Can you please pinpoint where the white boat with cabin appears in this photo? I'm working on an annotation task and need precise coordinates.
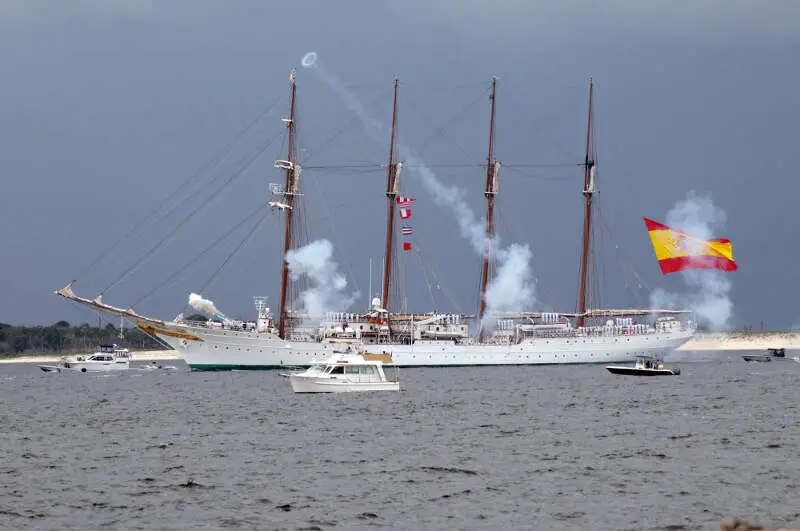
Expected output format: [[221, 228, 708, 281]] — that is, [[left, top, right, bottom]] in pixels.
[[289, 352, 400, 393], [39, 344, 133, 373]]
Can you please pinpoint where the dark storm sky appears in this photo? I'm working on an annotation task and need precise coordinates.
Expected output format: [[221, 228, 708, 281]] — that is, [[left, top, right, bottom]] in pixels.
[[1, 1, 797, 329]]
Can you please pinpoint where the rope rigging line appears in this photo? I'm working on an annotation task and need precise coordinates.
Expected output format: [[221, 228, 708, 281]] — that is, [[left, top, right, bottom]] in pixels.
[[71, 94, 285, 283], [590, 199, 604, 310], [408, 237, 465, 315], [417, 251, 438, 312], [402, 83, 492, 163], [306, 173, 362, 299], [399, 80, 494, 91], [595, 200, 653, 303], [131, 204, 269, 308], [299, 89, 393, 166], [67, 298, 174, 350], [503, 90, 581, 163], [504, 163, 583, 168], [503, 164, 583, 182], [294, 202, 316, 312], [493, 199, 554, 309], [200, 207, 271, 294], [101, 129, 284, 296], [302, 164, 383, 170]]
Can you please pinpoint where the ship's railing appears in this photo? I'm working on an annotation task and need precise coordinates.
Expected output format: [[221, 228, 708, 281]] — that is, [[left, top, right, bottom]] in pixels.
[[514, 321, 694, 339], [174, 319, 266, 334]]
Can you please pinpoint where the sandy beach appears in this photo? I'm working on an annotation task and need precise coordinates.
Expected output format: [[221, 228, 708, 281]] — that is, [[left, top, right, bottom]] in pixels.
[[2, 331, 797, 364], [678, 331, 800, 351]]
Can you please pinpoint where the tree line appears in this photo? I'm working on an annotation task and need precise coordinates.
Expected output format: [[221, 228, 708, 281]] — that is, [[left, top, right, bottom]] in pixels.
[[0, 320, 163, 357]]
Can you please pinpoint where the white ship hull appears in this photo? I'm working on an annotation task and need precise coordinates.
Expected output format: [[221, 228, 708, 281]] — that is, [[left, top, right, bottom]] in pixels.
[[149, 323, 695, 370]]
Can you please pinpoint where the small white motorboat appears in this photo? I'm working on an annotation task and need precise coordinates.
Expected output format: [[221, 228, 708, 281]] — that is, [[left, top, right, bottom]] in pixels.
[[606, 355, 680, 376], [289, 351, 400, 393], [40, 344, 133, 373]]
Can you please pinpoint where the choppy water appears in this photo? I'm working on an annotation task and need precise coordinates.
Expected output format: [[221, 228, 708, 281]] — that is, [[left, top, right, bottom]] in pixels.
[[1, 352, 798, 530]]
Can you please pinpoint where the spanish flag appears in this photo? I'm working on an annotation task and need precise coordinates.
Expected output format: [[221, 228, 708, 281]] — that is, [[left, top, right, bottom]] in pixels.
[[644, 218, 737, 274]]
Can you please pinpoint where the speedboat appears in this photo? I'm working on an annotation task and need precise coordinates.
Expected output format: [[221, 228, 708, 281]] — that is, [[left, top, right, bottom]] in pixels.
[[289, 352, 400, 393], [606, 355, 680, 376], [39, 344, 133, 373], [769, 348, 786, 358], [743, 348, 786, 363]]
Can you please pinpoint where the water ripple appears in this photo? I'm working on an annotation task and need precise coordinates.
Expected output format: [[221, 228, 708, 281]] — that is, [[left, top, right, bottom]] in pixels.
[[0, 355, 798, 529]]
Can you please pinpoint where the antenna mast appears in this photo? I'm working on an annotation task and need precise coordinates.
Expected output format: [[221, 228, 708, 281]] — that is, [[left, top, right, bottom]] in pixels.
[[381, 77, 400, 313], [277, 71, 299, 339], [478, 77, 499, 329], [577, 76, 595, 327]]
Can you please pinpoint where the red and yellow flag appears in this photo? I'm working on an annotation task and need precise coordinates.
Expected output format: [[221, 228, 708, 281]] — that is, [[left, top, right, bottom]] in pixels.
[[643, 218, 737, 274]]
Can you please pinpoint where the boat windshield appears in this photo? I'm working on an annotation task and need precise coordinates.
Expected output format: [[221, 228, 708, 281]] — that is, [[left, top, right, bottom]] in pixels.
[[305, 365, 326, 374], [639, 358, 663, 369]]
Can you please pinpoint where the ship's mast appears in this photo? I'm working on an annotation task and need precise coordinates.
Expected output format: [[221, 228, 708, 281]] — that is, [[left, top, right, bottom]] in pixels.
[[478, 77, 499, 327], [577, 77, 595, 327], [277, 71, 299, 339], [381, 77, 400, 313]]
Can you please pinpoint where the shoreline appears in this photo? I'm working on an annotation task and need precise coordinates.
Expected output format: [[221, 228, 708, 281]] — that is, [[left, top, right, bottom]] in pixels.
[[678, 331, 800, 351], [1, 332, 797, 364]]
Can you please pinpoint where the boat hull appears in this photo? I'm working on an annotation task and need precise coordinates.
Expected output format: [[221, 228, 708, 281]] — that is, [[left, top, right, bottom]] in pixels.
[[62, 361, 131, 372], [289, 375, 400, 393], [605, 366, 680, 376], [149, 323, 695, 371], [743, 355, 771, 363]]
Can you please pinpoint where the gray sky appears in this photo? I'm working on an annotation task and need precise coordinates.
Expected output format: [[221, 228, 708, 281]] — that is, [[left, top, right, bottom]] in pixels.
[[1, 0, 798, 329]]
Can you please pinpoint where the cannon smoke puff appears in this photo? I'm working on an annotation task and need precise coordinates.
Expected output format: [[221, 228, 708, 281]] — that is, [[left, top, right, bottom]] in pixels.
[[301, 52, 317, 68]]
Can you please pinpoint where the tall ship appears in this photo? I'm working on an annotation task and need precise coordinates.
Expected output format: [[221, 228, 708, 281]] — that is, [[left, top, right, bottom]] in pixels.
[[57, 71, 696, 370]]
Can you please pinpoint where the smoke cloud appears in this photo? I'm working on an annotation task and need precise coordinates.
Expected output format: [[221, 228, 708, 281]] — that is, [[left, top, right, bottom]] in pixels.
[[484, 243, 535, 313], [649, 191, 733, 330], [188, 292, 229, 322], [286, 238, 359, 320], [302, 52, 536, 322]]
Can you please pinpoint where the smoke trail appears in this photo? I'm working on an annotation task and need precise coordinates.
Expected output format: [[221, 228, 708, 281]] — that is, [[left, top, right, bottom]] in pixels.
[[188, 292, 229, 322], [649, 191, 733, 330], [301, 52, 536, 321], [286, 238, 359, 320], [484, 243, 535, 313]]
